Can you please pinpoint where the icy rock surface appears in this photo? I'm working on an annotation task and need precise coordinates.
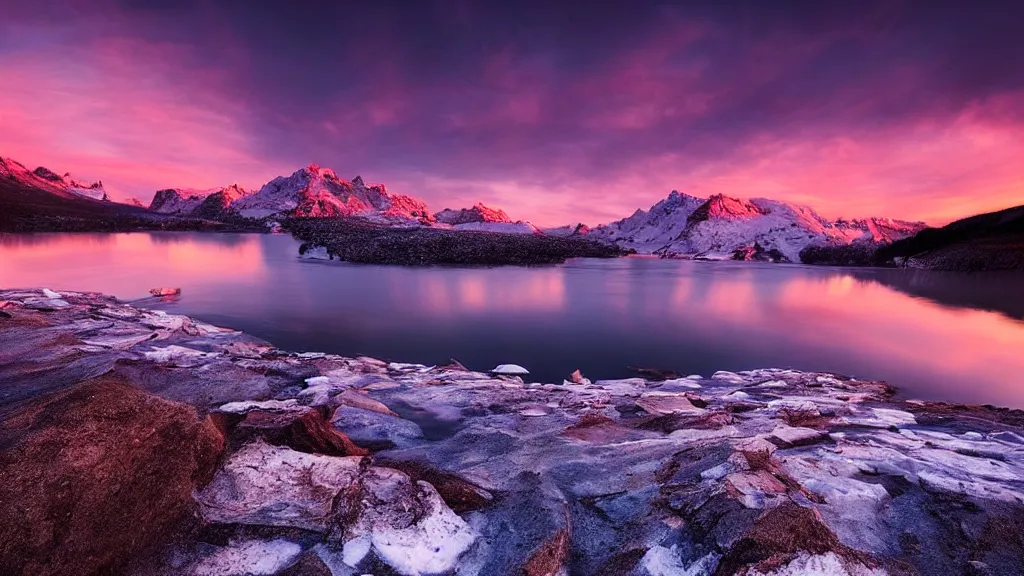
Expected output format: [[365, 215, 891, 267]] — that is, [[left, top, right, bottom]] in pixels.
[[1, 289, 1023, 575]]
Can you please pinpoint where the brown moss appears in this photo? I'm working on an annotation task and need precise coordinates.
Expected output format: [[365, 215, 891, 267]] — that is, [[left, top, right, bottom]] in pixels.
[[778, 406, 832, 428], [714, 504, 880, 574], [523, 527, 571, 576]]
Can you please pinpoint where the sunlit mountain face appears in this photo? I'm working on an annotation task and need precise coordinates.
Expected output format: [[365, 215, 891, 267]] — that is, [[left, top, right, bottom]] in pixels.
[[2, 1, 1022, 227]]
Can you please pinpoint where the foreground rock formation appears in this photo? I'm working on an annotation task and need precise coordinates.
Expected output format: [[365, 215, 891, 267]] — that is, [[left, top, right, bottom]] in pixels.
[[1, 289, 1023, 575]]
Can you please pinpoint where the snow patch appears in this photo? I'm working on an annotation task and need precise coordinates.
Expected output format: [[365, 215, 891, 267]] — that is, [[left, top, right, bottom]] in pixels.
[[190, 538, 302, 576]]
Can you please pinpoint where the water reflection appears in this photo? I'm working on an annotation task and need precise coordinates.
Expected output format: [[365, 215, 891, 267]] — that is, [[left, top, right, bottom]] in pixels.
[[1, 232, 1022, 408]]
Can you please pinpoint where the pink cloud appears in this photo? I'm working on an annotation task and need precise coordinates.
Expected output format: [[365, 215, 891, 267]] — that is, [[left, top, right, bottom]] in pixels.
[[0, 35, 286, 202]]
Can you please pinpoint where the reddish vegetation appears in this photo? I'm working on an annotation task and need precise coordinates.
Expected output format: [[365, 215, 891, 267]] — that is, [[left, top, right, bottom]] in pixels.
[[713, 504, 878, 575], [523, 527, 572, 576], [0, 377, 225, 576]]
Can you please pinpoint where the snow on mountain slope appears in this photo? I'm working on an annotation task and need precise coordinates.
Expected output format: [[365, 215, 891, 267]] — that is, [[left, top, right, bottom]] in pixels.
[[32, 167, 108, 201], [191, 184, 251, 219], [429, 202, 540, 233], [0, 157, 109, 201], [449, 221, 541, 234], [149, 187, 222, 214], [588, 191, 706, 251], [542, 223, 591, 237], [231, 164, 429, 220], [593, 191, 926, 262], [434, 203, 512, 225]]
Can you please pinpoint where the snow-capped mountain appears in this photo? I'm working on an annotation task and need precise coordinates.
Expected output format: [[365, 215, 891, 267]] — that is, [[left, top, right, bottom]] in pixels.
[[587, 190, 706, 250], [591, 191, 926, 262], [150, 188, 219, 214], [434, 203, 512, 225], [542, 222, 592, 237], [150, 184, 251, 218], [0, 157, 109, 202], [432, 203, 541, 234], [231, 164, 429, 221]]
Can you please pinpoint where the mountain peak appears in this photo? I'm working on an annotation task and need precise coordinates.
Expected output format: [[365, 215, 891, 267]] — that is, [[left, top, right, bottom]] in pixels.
[[688, 194, 765, 223], [434, 203, 512, 225]]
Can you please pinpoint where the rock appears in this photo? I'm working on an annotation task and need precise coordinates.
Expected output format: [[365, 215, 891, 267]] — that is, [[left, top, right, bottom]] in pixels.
[[566, 369, 591, 385], [769, 424, 828, 447], [375, 459, 494, 513], [41, 288, 63, 299], [188, 538, 303, 576], [0, 377, 225, 575], [332, 390, 398, 416], [491, 363, 529, 375], [197, 442, 476, 575], [197, 441, 363, 531], [715, 504, 879, 575], [635, 392, 705, 416], [332, 405, 424, 450], [628, 365, 682, 381], [149, 287, 182, 297], [3, 290, 1024, 575], [221, 404, 369, 456], [438, 358, 470, 371]]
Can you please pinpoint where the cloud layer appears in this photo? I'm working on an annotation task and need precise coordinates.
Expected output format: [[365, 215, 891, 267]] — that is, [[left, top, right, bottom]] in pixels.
[[1, 0, 1022, 225]]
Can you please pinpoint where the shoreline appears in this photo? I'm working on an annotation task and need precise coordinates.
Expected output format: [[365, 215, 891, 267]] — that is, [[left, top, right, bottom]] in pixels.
[[2, 288, 1023, 575]]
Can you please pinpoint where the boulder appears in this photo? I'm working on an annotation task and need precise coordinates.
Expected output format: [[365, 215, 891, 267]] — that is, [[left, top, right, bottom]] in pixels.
[[491, 363, 529, 375], [0, 377, 225, 576], [217, 403, 369, 456], [149, 287, 182, 297], [196, 442, 476, 575]]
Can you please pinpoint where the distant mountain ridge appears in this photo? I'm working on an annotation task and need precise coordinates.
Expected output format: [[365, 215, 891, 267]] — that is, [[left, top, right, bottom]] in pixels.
[[589, 191, 926, 262], [231, 164, 430, 221], [0, 156, 245, 233], [873, 204, 1024, 271], [433, 203, 541, 234], [1, 154, 934, 259], [0, 157, 110, 202]]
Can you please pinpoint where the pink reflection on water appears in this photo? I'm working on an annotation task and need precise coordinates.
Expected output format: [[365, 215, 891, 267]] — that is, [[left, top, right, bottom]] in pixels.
[[0, 233, 267, 298]]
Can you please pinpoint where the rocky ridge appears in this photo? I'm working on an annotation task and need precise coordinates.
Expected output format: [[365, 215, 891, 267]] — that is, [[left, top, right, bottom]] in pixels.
[[1, 289, 1023, 575], [149, 185, 252, 216], [589, 191, 926, 262], [232, 164, 430, 222], [1, 156, 109, 202]]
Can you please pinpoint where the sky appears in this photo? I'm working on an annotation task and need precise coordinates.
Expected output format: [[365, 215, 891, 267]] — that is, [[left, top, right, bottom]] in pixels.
[[1, 0, 1022, 227]]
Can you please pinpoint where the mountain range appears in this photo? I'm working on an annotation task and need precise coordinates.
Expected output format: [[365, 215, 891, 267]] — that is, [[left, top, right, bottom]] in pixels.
[[587, 191, 928, 262], [0, 157, 109, 202], [10, 153, 1019, 269]]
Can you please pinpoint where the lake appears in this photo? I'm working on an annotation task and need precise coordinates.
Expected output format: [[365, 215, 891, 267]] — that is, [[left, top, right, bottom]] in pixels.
[[2, 232, 1023, 408]]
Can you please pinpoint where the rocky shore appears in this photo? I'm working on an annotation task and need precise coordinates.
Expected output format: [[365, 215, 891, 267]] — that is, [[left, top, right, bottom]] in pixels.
[[2, 289, 1023, 575], [287, 217, 626, 266]]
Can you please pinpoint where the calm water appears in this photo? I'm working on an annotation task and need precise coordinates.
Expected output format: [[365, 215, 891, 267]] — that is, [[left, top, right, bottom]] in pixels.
[[3, 232, 1024, 408]]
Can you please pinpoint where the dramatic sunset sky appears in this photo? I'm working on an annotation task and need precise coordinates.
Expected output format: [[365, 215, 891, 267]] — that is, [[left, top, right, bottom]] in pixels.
[[1, 0, 1022, 226]]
